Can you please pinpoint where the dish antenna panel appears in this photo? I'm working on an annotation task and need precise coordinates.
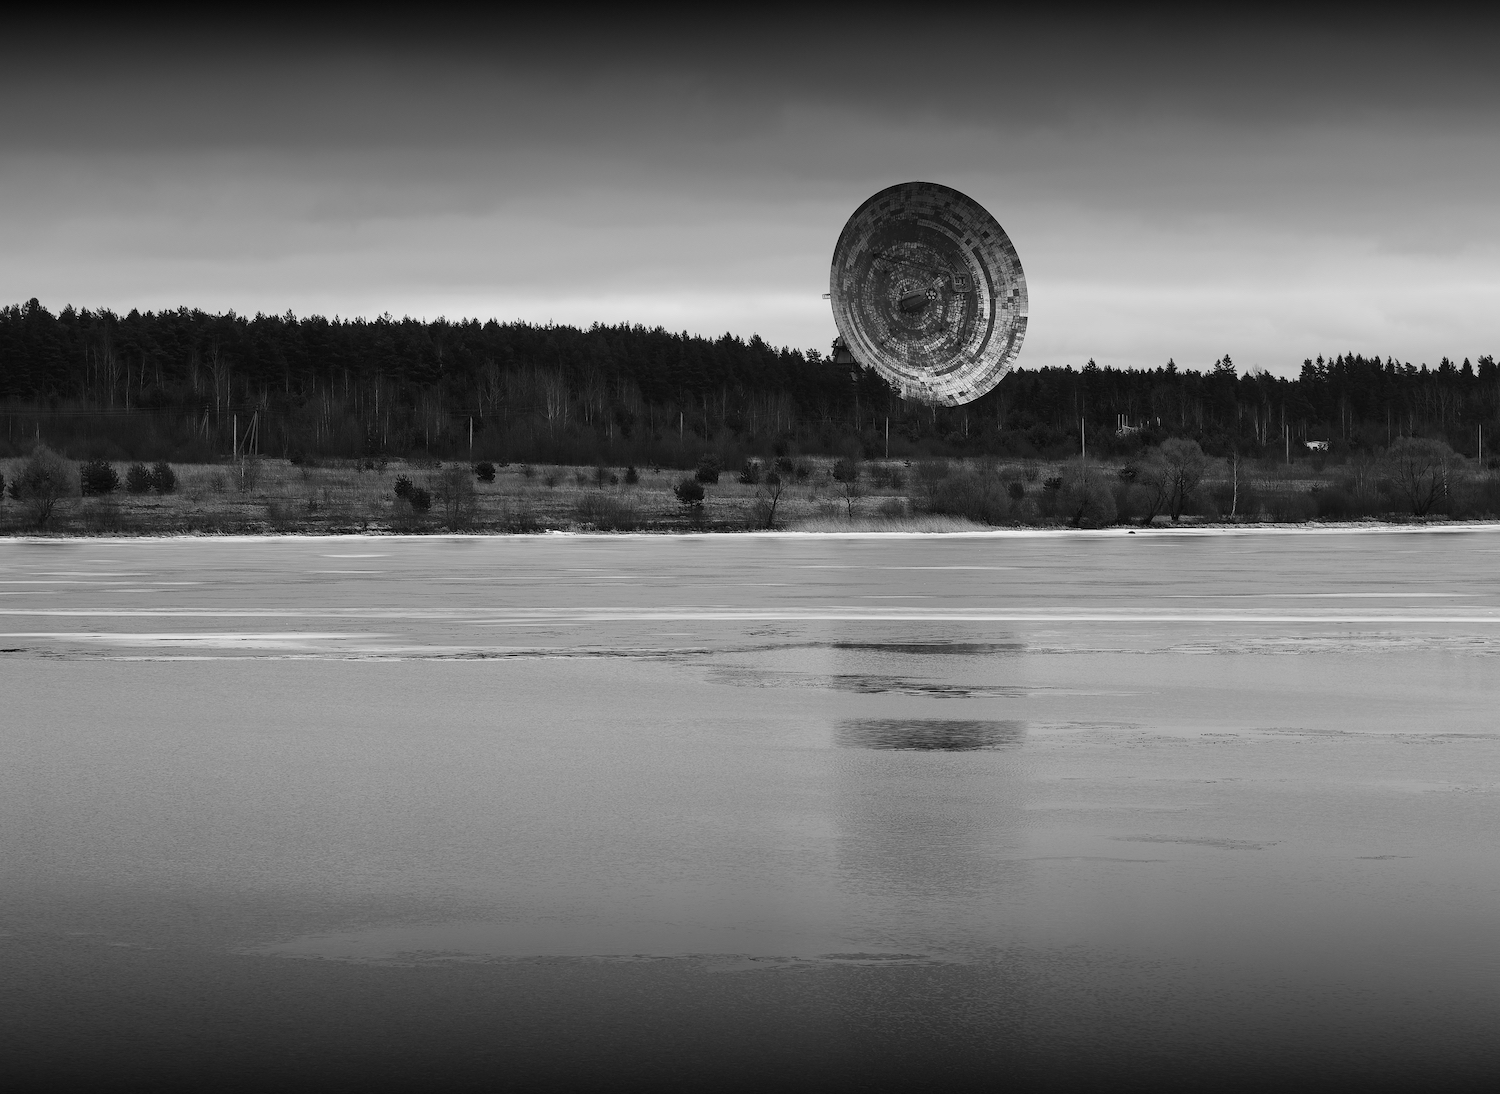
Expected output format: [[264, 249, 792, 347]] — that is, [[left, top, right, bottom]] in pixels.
[[830, 181, 1027, 406]]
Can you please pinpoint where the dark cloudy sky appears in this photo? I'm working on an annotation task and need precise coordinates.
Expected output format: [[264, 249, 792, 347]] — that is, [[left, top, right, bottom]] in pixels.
[[4, 13, 1497, 374]]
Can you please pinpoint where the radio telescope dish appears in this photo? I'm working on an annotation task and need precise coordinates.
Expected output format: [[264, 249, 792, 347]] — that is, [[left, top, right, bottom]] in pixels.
[[830, 181, 1027, 406]]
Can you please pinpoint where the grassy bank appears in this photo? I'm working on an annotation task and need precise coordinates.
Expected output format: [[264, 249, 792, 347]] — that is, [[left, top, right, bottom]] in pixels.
[[2, 452, 1498, 536]]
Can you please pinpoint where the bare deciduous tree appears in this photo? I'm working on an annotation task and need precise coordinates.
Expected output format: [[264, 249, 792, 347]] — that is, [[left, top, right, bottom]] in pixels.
[[758, 470, 785, 529], [1387, 437, 1453, 516], [831, 458, 861, 519], [1160, 438, 1207, 521]]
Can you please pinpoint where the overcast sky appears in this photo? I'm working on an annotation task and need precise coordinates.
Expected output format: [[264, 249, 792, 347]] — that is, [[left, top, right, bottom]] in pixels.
[[3, 13, 1497, 374]]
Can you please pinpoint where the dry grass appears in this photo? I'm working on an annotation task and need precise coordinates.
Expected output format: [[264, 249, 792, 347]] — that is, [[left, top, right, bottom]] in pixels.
[[788, 514, 990, 533], [2, 452, 1490, 535]]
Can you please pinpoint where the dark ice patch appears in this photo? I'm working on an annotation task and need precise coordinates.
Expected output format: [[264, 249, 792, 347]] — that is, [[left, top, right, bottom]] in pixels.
[[838, 719, 1025, 751], [709, 667, 1022, 698]]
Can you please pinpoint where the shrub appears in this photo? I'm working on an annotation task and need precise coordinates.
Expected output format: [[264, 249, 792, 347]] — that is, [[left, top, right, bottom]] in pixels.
[[498, 496, 544, 533], [674, 477, 705, 506], [1055, 463, 1117, 527], [389, 498, 423, 532], [1311, 484, 1357, 520], [10, 444, 76, 529], [474, 461, 496, 483], [1263, 490, 1317, 523], [125, 463, 153, 494], [265, 499, 297, 531], [150, 461, 176, 494], [774, 456, 795, 476], [520, 464, 535, 479], [232, 459, 261, 493], [393, 475, 414, 499], [624, 465, 640, 485], [1007, 481, 1025, 501], [737, 459, 762, 485], [695, 454, 722, 484], [1447, 475, 1500, 519], [593, 466, 611, 487], [0, 472, 5, 503], [408, 487, 432, 513], [80, 459, 119, 496], [926, 469, 1010, 525], [575, 492, 640, 531], [435, 464, 478, 529], [82, 497, 127, 533]]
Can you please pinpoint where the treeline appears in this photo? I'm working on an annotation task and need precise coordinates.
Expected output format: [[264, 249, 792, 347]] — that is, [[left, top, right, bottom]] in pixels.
[[1, 299, 1496, 466]]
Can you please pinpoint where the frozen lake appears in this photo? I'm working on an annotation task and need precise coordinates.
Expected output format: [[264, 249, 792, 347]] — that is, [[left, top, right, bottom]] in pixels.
[[3, 528, 1499, 1090]]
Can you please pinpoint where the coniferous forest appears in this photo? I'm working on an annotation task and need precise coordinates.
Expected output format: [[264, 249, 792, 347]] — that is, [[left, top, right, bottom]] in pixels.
[[1, 299, 1496, 467]]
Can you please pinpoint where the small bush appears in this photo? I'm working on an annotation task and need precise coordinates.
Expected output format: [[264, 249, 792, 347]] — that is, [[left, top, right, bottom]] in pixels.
[[474, 461, 496, 483], [695, 454, 722, 484], [232, 459, 261, 493], [737, 459, 762, 485], [1055, 464, 1117, 528], [408, 487, 432, 513], [1263, 490, 1318, 523], [150, 461, 176, 494], [1007, 481, 1026, 501], [926, 470, 1010, 525], [265, 499, 297, 531], [393, 475, 414, 499], [1311, 484, 1358, 520], [674, 477, 705, 505], [575, 492, 640, 531], [774, 456, 795, 475], [520, 464, 535, 479], [389, 498, 424, 532], [1446, 475, 1500, 519], [435, 464, 478, 529], [624, 465, 640, 485], [1042, 475, 1063, 493], [125, 463, 154, 494], [82, 498, 127, 533], [794, 463, 810, 483], [10, 445, 76, 529], [498, 496, 543, 533], [80, 459, 119, 496], [593, 466, 611, 487]]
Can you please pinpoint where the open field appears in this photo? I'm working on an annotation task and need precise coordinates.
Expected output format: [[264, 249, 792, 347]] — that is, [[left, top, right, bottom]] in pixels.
[[1, 453, 1497, 535]]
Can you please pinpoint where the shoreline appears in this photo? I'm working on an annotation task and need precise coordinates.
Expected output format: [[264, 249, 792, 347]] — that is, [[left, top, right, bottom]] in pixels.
[[6, 520, 1500, 543]]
